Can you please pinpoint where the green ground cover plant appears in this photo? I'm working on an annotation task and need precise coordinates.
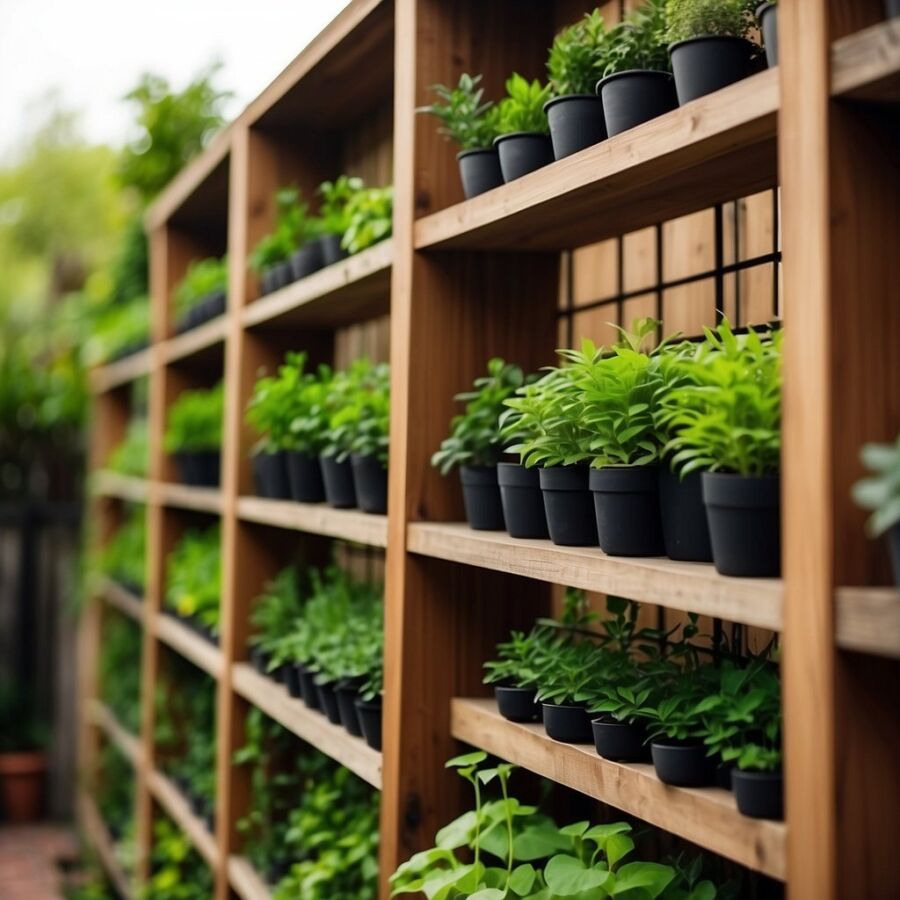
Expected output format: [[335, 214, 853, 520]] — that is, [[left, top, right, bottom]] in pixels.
[[163, 383, 224, 454]]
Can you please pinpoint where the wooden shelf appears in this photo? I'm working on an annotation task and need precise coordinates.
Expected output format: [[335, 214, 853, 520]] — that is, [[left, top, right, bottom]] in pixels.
[[228, 856, 272, 900], [452, 697, 786, 881], [148, 768, 220, 868], [155, 613, 224, 678], [232, 663, 382, 789], [831, 19, 900, 102], [88, 699, 142, 767], [407, 522, 783, 630], [90, 347, 153, 394], [237, 496, 388, 547], [243, 239, 392, 330], [92, 471, 150, 503], [836, 586, 900, 659], [97, 576, 144, 624], [80, 793, 134, 900], [158, 482, 223, 514], [163, 315, 228, 365]]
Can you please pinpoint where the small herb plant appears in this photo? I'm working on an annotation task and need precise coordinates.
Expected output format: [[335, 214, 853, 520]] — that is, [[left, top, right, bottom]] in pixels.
[[99, 614, 142, 735], [548, 10, 610, 96], [163, 382, 224, 454], [495, 74, 552, 135], [341, 185, 393, 255], [172, 255, 227, 320], [249, 187, 318, 272], [318, 175, 365, 236], [600, 0, 671, 75], [90, 296, 151, 364], [98, 503, 146, 592], [432, 358, 529, 475], [145, 816, 214, 900], [249, 567, 305, 658], [323, 359, 391, 464], [852, 434, 900, 539], [164, 524, 221, 635], [665, 0, 759, 43], [418, 74, 501, 151], [106, 418, 149, 478]]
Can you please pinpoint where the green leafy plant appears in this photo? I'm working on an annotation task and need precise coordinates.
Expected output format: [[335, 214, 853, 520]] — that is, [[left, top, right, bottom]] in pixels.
[[665, 0, 759, 43], [495, 74, 552, 135], [318, 175, 365, 236], [418, 73, 501, 150], [432, 359, 529, 475], [89, 296, 151, 364], [164, 524, 221, 635], [322, 359, 391, 464], [852, 434, 900, 538], [600, 0, 671, 75], [98, 504, 146, 592], [144, 815, 214, 899], [341, 185, 393, 255], [0, 679, 48, 752], [249, 187, 318, 272], [172, 256, 227, 320], [163, 382, 223, 454], [249, 567, 305, 657], [548, 10, 610, 96], [106, 418, 149, 478], [99, 613, 143, 734], [95, 743, 135, 845]]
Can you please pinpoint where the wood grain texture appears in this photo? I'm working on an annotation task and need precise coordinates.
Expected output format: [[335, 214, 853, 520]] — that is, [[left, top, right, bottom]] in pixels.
[[148, 767, 221, 867], [232, 663, 382, 789], [98, 577, 145, 624], [91, 471, 150, 504], [228, 856, 273, 900], [831, 18, 900, 100], [90, 348, 153, 394], [154, 613, 225, 679], [79, 793, 135, 899], [453, 698, 786, 880], [87, 699, 142, 767], [162, 314, 228, 365], [157, 483, 223, 514], [836, 588, 900, 659]]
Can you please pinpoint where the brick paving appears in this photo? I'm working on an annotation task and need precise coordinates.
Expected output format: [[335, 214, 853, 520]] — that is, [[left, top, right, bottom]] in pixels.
[[0, 825, 78, 900]]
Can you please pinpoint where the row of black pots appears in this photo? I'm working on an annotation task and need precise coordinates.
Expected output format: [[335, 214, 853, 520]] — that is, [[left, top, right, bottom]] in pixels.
[[173, 450, 221, 488], [175, 289, 226, 335], [460, 462, 780, 577], [249, 648, 382, 751], [252, 449, 388, 514], [258, 234, 347, 296], [110, 336, 150, 363], [164, 608, 219, 646], [494, 686, 782, 819]]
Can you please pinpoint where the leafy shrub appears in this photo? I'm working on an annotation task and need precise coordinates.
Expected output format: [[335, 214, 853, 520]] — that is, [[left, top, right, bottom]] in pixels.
[[852, 434, 900, 538], [145, 815, 214, 900], [318, 175, 365, 236], [164, 524, 221, 634], [600, 0, 671, 75], [163, 382, 223, 454], [172, 256, 227, 320], [249, 187, 318, 272], [99, 613, 142, 734], [495, 74, 552, 135], [341, 186, 393, 255], [95, 743, 135, 846], [99, 504, 146, 592], [548, 10, 610, 96], [323, 359, 391, 464], [417, 74, 500, 151], [665, 0, 759, 42], [89, 296, 151, 364], [107, 418, 149, 478]]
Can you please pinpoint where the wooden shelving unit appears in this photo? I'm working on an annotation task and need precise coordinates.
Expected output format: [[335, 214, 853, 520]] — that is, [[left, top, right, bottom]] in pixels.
[[79, 794, 135, 900], [87, 699, 142, 767], [79, 2, 900, 898]]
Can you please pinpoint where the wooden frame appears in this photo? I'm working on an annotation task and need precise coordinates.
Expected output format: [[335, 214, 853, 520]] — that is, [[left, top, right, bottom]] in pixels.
[[78, 2, 900, 898]]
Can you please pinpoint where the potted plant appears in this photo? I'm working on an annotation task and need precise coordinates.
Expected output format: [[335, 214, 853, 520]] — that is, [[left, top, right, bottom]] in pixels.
[[432, 359, 532, 532], [246, 359, 298, 501], [0, 683, 47, 823], [595, 0, 675, 137], [504, 366, 598, 546], [249, 568, 305, 696], [493, 74, 554, 182], [852, 434, 900, 587], [172, 255, 227, 333], [757, 2, 778, 67], [317, 175, 363, 264], [483, 627, 552, 722], [248, 190, 298, 296], [163, 382, 223, 487], [281, 188, 324, 282], [537, 639, 599, 743], [544, 10, 609, 160], [417, 74, 503, 199], [662, 321, 782, 577], [340, 185, 393, 255], [164, 525, 221, 644], [666, 0, 761, 106], [98, 503, 146, 595], [355, 659, 383, 751]]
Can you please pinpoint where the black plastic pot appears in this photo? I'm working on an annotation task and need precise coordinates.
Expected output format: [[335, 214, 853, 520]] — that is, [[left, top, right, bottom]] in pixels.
[[544, 94, 607, 160], [260, 267, 278, 296], [249, 646, 270, 676], [274, 664, 289, 685], [670, 37, 756, 106], [180, 290, 225, 333], [335, 680, 365, 737], [596, 70, 677, 138], [290, 241, 324, 281], [318, 233, 348, 267], [267, 859, 293, 885], [319, 454, 357, 509], [591, 717, 649, 762], [651, 740, 717, 787], [351, 453, 388, 514], [295, 664, 321, 711], [286, 450, 326, 503], [590, 465, 665, 557], [495, 686, 541, 723], [457, 148, 505, 199], [716, 760, 734, 791], [757, 3, 778, 67], [539, 466, 598, 547], [355, 697, 383, 751], [702, 472, 781, 577], [658, 466, 713, 562], [498, 462, 549, 539], [283, 664, 303, 699], [542, 703, 593, 743], [174, 450, 220, 487], [460, 465, 505, 530], [494, 132, 554, 183], [315, 680, 342, 725], [111, 337, 149, 361], [732, 769, 784, 820], [252, 451, 291, 499], [888, 521, 900, 587], [274, 260, 293, 290]]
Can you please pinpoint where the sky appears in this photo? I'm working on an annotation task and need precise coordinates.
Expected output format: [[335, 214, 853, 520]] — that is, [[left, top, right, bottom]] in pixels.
[[0, 0, 351, 159]]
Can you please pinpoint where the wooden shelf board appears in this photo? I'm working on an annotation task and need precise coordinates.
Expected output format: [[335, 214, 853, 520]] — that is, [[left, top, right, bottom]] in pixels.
[[413, 69, 778, 252], [408, 522, 783, 631], [831, 19, 900, 102], [79, 793, 134, 900], [90, 347, 153, 394], [88, 699, 142, 767], [162, 315, 228, 365], [155, 613, 224, 678], [97, 576, 144, 624], [836, 586, 900, 659], [228, 856, 273, 900], [148, 768, 220, 868], [242, 239, 392, 330], [452, 697, 786, 881], [92, 471, 150, 503], [158, 482, 223, 514], [232, 663, 382, 789], [237, 496, 388, 548]]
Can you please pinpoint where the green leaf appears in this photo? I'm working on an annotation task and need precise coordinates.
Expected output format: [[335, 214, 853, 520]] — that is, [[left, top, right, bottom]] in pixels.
[[544, 855, 612, 896], [509, 863, 537, 896], [446, 751, 488, 769], [609, 862, 675, 897]]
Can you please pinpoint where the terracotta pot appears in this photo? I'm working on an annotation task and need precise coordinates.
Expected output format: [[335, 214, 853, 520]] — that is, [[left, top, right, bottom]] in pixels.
[[0, 751, 47, 822]]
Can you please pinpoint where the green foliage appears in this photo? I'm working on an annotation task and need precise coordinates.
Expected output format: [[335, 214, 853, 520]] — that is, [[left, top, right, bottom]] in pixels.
[[341, 185, 393, 255], [495, 74, 552, 135], [852, 434, 900, 538], [99, 504, 146, 592], [164, 524, 221, 634], [418, 74, 501, 151], [99, 613, 143, 734], [249, 567, 305, 653], [173, 255, 227, 320], [548, 10, 611, 96], [249, 186, 322, 272], [600, 0, 671, 76], [665, 0, 759, 43], [88, 295, 151, 364], [319, 175, 366, 235], [107, 214, 149, 306], [107, 418, 149, 478], [323, 359, 391, 464], [95, 743, 135, 843], [163, 382, 223, 454], [658, 320, 782, 476], [0, 678, 48, 752], [432, 359, 530, 475], [144, 815, 214, 899]]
